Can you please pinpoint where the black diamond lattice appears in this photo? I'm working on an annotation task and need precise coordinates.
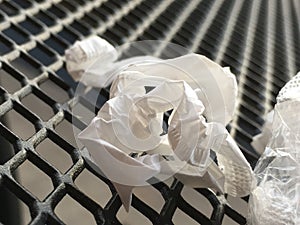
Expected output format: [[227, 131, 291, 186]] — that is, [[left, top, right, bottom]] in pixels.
[[0, 0, 299, 224]]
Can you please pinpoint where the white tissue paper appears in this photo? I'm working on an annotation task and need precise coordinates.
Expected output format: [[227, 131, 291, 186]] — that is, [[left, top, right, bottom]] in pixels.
[[248, 72, 300, 225], [66, 36, 253, 211], [65, 36, 118, 82], [65, 36, 158, 88]]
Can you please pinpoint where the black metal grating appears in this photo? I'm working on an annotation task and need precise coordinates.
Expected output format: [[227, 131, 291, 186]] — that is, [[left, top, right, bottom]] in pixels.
[[0, 0, 299, 224]]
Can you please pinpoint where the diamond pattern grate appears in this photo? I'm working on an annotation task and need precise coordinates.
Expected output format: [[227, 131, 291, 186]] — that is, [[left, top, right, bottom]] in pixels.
[[0, 0, 299, 224]]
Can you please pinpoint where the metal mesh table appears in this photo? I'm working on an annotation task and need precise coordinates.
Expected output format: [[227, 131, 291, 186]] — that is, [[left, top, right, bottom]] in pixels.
[[0, 0, 299, 224]]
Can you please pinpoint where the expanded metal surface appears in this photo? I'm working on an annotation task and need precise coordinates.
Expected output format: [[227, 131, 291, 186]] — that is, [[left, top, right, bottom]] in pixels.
[[0, 0, 299, 224]]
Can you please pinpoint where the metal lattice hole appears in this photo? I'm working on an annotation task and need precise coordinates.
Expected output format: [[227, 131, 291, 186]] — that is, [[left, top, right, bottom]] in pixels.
[[28, 43, 57, 67], [48, 5, 67, 19], [0, 134, 15, 164], [0, 66, 22, 94], [172, 208, 199, 225], [39, 78, 69, 103], [72, 101, 96, 125], [19, 198, 31, 225], [14, 160, 53, 201], [10, 53, 42, 79], [0, 1, 19, 17], [117, 206, 152, 225], [133, 186, 165, 213], [79, 15, 99, 29], [59, 1, 77, 13], [0, 35, 14, 56], [19, 17, 44, 35], [0, 89, 5, 105], [33, 10, 56, 27], [6, 109, 35, 140], [180, 187, 214, 218], [21, 93, 54, 121], [70, 20, 91, 36], [11, 0, 32, 9], [44, 35, 69, 55], [55, 194, 96, 225], [75, 169, 112, 208], [3, 24, 30, 45], [226, 196, 248, 218], [36, 138, 73, 174], [223, 215, 240, 225], [55, 66, 77, 88], [57, 27, 79, 44], [55, 119, 83, 149], [0, 186, 31, 224]]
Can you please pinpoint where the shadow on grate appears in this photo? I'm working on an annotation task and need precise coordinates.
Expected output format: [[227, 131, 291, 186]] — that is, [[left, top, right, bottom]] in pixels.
[[0, 0, 299, 224]]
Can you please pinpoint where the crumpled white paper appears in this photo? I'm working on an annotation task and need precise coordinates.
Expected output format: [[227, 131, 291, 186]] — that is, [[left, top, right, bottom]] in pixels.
[[248, 72, 300, 225], [65, 36, 118, 82], [65, 36, 158, 88], [66, 37, 254, 211]]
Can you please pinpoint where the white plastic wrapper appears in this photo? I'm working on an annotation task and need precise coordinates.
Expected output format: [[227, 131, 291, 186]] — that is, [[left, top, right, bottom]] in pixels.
[[66, 37, 254, 211], [248, 72, 300, 225], [251, 110, 274, 154]]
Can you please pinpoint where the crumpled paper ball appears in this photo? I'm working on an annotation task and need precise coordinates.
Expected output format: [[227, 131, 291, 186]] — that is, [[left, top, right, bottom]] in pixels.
[[66, 36, 254, 211]]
